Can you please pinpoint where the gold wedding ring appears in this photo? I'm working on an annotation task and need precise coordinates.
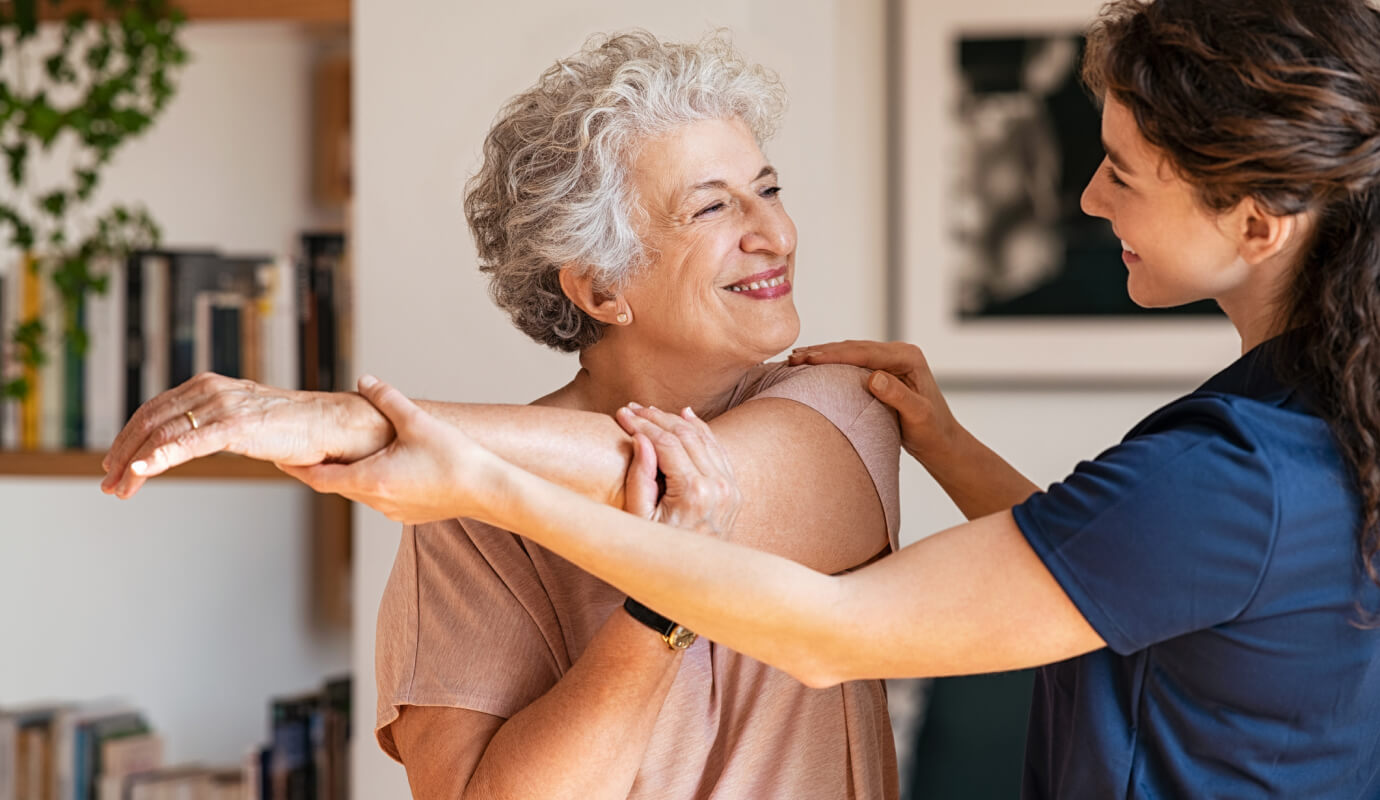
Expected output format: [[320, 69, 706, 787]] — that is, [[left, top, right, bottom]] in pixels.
[[185, 410, 199, 431]]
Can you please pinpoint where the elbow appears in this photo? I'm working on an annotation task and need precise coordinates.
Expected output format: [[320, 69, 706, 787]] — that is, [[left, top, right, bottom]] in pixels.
[[782, 582, 854, 690], [794, 665, 846, 690]]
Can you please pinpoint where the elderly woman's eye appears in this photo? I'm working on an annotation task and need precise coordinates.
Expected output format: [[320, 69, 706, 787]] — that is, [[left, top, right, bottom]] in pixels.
[[695, 202, 726, 218], [762, 186, 782, 198]]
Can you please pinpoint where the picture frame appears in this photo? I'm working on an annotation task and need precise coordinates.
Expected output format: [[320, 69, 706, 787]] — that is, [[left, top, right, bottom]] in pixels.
[[894, 0, 1240, 385]]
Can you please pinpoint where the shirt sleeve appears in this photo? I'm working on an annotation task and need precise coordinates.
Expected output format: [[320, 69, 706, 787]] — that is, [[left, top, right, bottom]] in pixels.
[[747, 363, 903, 551], [1012, 396, 1279, 655], [378, 519, 566, 728]]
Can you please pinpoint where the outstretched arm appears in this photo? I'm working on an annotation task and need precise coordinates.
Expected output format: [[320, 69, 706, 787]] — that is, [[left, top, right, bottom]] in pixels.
[[100, 376, 634, 510], [105, 369, 890, 575]]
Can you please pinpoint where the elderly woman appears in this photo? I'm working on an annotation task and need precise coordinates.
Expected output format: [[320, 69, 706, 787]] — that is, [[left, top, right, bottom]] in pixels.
[[103, 32, 902, 799]]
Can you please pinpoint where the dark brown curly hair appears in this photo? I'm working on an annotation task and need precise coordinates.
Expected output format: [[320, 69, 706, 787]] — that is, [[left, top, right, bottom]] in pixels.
[[1082, 0, 1380, 606]]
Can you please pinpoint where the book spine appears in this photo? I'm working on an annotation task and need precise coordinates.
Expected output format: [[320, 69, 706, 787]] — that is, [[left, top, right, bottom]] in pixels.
[[258, 258, 298, 391], [85, 259, 126, 451], [63, 297, 86, 449], [39, 264, 65, 451], [124, 254, 144, 423], [141, 255, 170, 406], [20, 256, 41, 449], [296, 258, 318, 391], [0, 716, 16, 800]]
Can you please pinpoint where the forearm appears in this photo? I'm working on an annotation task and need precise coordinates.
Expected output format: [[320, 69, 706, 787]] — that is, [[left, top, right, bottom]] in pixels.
[[919, 425, 1039, 520], [332, 392, 634, 507], [416, 400, 632, 508], [465, 611, 683, 800], [476, 456, 847, 689]]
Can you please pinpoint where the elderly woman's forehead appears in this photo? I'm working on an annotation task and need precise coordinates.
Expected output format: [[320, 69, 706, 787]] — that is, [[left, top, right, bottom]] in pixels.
[[632, 119, 769, 180]]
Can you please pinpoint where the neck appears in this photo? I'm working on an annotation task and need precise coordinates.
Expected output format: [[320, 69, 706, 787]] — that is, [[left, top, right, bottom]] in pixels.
[[1218, 255, 1298, 355], [551, 334, 754, 418]]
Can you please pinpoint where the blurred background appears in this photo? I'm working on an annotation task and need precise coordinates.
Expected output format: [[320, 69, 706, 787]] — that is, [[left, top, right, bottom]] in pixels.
[[0, 0, 1205, 798]]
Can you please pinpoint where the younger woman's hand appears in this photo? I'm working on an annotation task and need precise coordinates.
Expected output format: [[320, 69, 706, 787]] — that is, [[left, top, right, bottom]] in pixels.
[[280, 375, 499, 524], [615, 404, 742, 539], [788, 339, 961, 466]]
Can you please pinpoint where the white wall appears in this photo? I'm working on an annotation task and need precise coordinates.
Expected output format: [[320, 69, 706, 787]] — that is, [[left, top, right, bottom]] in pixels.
[[0, 23, 350, 765], [352, 2, 1214, 799]]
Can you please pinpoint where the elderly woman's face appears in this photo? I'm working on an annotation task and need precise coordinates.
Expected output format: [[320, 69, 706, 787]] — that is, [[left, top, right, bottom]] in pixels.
[[623, 117, 799, 365]]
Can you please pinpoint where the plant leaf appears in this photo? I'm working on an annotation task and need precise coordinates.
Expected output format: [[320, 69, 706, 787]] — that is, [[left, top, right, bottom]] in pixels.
[[4, 143, 29, 185]]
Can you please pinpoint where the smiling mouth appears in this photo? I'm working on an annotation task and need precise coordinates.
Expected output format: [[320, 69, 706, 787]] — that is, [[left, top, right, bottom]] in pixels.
[[723, 266, 790, 293], [727, 274, 789, 292], [1121, 239, 1138, 256]]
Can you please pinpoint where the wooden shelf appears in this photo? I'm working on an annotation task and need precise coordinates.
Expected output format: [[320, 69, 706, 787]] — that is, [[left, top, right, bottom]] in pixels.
[[35, 0, 350, 23], [0, 450, 295, 480]]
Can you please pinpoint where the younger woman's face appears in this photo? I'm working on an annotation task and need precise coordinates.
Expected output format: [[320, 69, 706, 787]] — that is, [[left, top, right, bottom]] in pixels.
[[1080, 97, 1250, 309]]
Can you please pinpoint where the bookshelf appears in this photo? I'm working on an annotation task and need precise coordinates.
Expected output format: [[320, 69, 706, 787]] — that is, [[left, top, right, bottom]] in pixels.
[[2, 21, 355, 791]]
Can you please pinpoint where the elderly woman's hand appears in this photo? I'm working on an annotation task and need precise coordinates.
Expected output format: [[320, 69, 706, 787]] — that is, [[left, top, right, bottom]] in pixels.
[[279, 376, 501, 524], [101, 373, 394, 499], [615, 404, 742, 539], [788, 339, 961, 467]]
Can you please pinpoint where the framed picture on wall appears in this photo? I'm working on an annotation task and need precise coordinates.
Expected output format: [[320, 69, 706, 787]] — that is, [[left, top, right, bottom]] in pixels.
[[896, 0, 1239, 385]]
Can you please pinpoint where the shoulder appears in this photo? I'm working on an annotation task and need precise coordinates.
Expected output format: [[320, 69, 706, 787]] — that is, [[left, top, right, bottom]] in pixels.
[[1043, 392, 1278, 519], [1015, 392, 1283, 651], [735, 361, 888, 429]]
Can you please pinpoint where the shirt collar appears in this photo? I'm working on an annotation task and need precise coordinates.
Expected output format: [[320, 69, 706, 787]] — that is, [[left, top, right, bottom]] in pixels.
[[1196, 329, 1312, 409]]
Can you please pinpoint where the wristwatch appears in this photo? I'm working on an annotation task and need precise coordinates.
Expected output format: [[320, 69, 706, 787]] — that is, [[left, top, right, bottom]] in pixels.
[[623, 597, 698, 650]]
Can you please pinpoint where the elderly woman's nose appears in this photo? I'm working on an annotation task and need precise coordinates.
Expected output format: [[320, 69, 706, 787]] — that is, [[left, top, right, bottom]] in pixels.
[[741, 204, 796, 255]]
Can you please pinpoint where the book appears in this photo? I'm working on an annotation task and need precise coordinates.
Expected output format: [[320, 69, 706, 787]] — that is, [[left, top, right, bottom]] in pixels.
[[8, 704, 65, 800], [50, 702, 132, 800], [0, 266, 11, 451], [167, 252, 260, 387], [38, 259, 65, 451], [192, 291, 245, 378], [300, 233, 345, 392], [269, 693, 316, 800], [0, 711, 16, 800], [20, 255, 42, 449], [96, 732, 164, 800], [124, 251, 173, 423], [75, 711, 149, 800], [62, 296, 86, 449], [84, 257, 127, 450]]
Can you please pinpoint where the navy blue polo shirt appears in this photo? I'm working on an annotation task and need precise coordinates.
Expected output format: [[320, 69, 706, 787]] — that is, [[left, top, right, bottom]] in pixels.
[[1013, 335, 1380, 799]]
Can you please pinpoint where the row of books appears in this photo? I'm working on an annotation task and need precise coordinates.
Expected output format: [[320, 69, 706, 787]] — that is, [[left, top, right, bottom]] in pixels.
[[0, 676, 350, 800], [0, 232, 349, 452]]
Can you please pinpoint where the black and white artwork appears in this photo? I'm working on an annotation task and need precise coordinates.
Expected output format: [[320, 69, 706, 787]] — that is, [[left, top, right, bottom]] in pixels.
[[897, 5, 1238, 384], [951, 34, 1218, 319]]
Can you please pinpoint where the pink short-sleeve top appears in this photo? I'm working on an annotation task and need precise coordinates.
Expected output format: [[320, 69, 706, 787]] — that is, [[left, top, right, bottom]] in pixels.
[[375, 362, 903, 799]]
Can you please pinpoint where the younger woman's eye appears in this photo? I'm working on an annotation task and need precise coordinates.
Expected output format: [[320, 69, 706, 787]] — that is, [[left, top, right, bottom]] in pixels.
[[695, 202, 726, 218], [1104, 165, 1129, 188]]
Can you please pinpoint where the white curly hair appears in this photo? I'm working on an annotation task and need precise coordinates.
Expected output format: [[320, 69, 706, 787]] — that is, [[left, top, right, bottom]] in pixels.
[[464, 29, 788, 351]]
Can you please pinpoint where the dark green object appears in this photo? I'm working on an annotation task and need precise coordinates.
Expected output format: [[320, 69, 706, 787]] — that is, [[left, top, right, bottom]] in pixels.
[[0, 0, 187, 403], [907, 669, 1037, 800]]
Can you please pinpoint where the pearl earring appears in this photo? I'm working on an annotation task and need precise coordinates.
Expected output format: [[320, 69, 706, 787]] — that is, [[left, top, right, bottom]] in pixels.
[[616, 312, 629, 324]]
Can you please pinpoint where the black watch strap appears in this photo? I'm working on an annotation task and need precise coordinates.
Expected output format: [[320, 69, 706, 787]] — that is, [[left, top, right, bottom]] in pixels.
[[623, 597, 677, 637]]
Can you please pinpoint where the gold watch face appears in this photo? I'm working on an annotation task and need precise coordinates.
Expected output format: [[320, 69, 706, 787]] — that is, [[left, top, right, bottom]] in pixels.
[[667, 625, 698, 650]]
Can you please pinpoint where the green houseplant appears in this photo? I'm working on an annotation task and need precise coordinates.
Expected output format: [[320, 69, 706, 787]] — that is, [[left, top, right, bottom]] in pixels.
[[0, 0, 187, 402]]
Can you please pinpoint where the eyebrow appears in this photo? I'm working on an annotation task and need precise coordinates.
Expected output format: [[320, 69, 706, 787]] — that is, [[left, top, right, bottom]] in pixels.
[[689, 166, 778, 194], [1102, 140, 1134, 175]]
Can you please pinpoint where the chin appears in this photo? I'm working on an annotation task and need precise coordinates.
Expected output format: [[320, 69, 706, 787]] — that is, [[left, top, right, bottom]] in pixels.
[[768, 316, 801, 357]]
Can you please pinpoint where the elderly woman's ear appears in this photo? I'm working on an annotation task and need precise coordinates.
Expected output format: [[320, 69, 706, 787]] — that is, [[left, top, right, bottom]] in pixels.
[[558, 265, 633, 326]]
